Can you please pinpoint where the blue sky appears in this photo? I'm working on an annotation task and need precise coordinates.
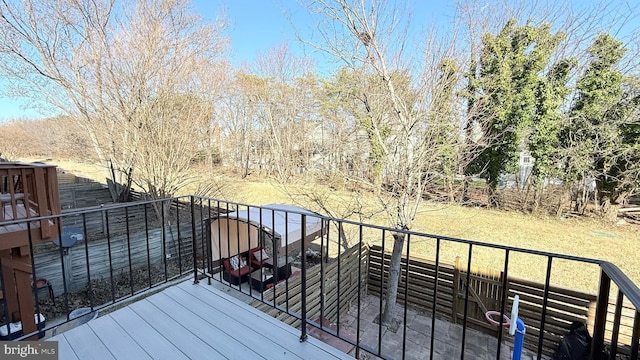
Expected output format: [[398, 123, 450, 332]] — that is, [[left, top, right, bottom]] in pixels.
[[204, 0, 455, 68], [0, 0, 454, 121], [0, 0, 636, 121]]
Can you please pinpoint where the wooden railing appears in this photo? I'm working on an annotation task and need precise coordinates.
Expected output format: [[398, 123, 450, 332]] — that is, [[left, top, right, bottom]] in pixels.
[[0, 162, 60, 245], [0, 162, 61, 339]]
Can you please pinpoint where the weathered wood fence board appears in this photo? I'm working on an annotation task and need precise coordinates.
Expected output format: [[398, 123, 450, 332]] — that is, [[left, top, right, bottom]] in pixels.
[[58, 182, 112, 210], [252, 244, 368, 329], [59, 201, 192, 240], [33, 222, 200, 295], [505, 277, 596, 356], [367, 246, 456, 317]]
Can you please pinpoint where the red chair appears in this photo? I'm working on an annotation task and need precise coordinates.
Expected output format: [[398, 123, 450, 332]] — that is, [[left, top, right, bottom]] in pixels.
[[250, 247, 270, 268], [222, 255, 251, 285]]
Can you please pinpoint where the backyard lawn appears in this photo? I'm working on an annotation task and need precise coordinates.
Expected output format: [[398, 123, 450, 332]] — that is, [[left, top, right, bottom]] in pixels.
[[37, 158, 640, 293], [215, 171, 639, 292]]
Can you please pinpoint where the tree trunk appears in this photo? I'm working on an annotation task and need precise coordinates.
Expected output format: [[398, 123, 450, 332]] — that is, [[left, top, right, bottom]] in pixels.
[[460, 175, 470, 204], [599, 192, 625, 223], [336, 221, 351, 250], [556, 184, 571, 217], [446, 177, 455, 203], [381, 232, 405, 325], [532, 186, 544, 214], [487, 183, 499, 208], [522, 185, 532, 212], [576, 180, 589, 215], [242, 145, 250, 179], [599, 196, 620, 222]]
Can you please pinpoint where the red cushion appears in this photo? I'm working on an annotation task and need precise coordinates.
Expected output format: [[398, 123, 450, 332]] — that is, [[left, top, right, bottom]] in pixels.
[[250, 247, 269, 266], [250, 247, 264, 258], [223, 258, 232, 271]]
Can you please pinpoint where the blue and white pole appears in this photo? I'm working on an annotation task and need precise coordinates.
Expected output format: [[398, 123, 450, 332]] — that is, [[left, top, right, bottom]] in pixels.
[[509, 295, 526, 360]]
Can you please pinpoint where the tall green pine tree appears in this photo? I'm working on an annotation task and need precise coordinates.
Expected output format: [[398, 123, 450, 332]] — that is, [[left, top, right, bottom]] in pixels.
[[468, 20, 565, 206]]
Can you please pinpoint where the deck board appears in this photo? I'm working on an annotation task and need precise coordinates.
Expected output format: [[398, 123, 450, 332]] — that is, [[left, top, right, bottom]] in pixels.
[[171, 281, 351, 360], [86, 316, 153, 360], [143, 293, 263, 359], [108, 308, 190, 360], [161, 287, 301, 360], [54, 335, 80, 360], [60, 324, 116, 360], [49, 280, 353, 360], [127, 298, 225, 360]]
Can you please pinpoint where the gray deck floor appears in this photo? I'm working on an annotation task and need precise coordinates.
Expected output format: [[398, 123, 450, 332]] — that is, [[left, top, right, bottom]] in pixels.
[[340, 294, 545, 360], [48, 280, 352, 360]]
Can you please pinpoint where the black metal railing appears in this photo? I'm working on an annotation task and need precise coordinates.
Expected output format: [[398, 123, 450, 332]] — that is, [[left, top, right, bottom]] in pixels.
[[1, 195, 638, 360], [0, 196, 197, 340], [591, 263, 640, 359], [191, 195, 640, 360]]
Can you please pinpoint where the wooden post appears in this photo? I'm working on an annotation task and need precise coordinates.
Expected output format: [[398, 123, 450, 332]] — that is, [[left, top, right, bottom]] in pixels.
[[586, 297, 598, 335], [64, 247, 73, 292], [32, 167, 50, 238], [15, 266, 37, 339], [590, 270, 611, 359], [1, 250, 20, 322]]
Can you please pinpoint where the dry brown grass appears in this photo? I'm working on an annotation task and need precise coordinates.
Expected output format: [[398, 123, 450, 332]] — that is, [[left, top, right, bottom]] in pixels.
[[198, 171, 640, 293], [28, 158, 640, 293], [37, 158, 106, 182]]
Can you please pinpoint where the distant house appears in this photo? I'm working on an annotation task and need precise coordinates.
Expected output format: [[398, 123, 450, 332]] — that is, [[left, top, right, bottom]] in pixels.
[[518, 151, 534, 187], [497, 151, 534, 189]]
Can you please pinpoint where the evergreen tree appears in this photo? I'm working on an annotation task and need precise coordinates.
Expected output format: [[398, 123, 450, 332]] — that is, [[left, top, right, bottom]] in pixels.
[[431, 58, 460, 201], [467, 19, 565, 206], [529, 59, 575, 191], [564, 33, 640, 220]]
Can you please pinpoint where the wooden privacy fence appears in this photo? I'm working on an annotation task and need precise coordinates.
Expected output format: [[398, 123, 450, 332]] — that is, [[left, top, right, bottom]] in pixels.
[[368, 245, 457, 320], [252, 244, 369, 328], [59, 198, 190, 240], [58, 181, 112, 210], [367, 245, 634, 357], [33, 222, 198, 295], [24, 195, 211, 297]]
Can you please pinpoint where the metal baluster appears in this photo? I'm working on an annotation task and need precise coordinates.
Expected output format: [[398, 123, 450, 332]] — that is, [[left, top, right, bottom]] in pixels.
[[537, 256, 553, 359], [461, 244, 473, 359], [300, 214, 308, 342]]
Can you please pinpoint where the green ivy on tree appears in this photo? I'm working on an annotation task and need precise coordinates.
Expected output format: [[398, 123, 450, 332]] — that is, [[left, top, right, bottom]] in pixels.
[[563, 33, 640, 220], [467, 19, 565, 206]]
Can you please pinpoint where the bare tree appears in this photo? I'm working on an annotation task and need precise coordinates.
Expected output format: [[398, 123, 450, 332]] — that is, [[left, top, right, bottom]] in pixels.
[[0, 119, 41, 159], [0, 116, 92, 160], [239, 44, 317, 181], [301, 0, 462, 325], [218, 72, 260, 178], [0, 0, 228, 201], [133, 94, 214, 202]]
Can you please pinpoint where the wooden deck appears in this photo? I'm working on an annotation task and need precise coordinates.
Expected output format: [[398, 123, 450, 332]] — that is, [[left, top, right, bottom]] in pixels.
[[48, 280, 353, 360], [1, 203, 30, 230]]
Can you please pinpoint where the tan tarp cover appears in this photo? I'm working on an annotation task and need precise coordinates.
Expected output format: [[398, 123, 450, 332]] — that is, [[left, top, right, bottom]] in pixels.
[[210, 204, 324, 261], [210, 218, 261, 261]]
